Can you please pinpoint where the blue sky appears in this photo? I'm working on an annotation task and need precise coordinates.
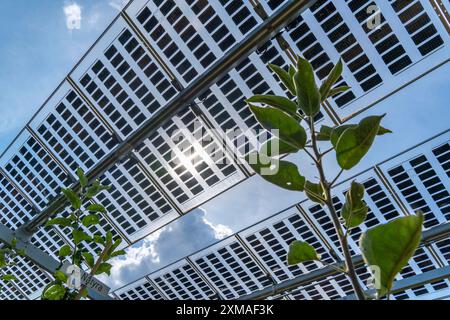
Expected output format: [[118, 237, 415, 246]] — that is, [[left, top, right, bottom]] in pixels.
[[0, 1, 449, 292]]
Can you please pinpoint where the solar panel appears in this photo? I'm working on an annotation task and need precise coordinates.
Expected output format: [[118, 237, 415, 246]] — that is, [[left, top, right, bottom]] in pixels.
[[379, 132, 450, 229], [115, 278, 165, 300], [135, 106, 246, 213], [29, 82, 117, 173], [127, 0, 263, 86], [94, 156, 179, 241], [148, 260, 217, 300], [239, 206, 336, 283], [190, 236, 273, 299], [0, 132, 71, 210], [3, 256, 50, 300], [71, 18, 178, 141], [261, 0, 448, 119]]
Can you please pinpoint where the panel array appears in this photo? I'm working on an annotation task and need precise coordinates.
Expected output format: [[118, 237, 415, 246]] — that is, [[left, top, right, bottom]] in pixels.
[[379, 133, 449, 229], [261, 0, 448, 119], [115, 278, 165, 300], [127, 0, 263, 86], [135, 106, 245, 212], [72, 18, 178, 140], [148, 260, 217, 300], [29, 82, 117, 173]]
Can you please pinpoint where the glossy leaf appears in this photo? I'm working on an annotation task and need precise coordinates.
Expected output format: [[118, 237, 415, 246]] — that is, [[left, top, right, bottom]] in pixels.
[[46, 217, 72, 228], [287, 241, 320, 265], [331, 124, 391, 148], [110, 250, 126, 258], [317, 125, 334, 141], [82, 214, 100, 227], [42, 284, 66, 300], [62, 188, 82, 210], [58, 245, 72, 258], [249, 105, 307, 150], [336, 115, 385, 170], [86, 203, 106, 214], [247, 153, 305, 191], [0, 275, 17, 282], [320, 59, 343, 101], [92, 235, 105, 245], [82, 252, 95, 268], [294, 57, 321, 116], [76, 168, 88, 188], [327, 85, 351, 98], [305, 181, 326, 204], [247, 95, 298, 117], [259, 137, 299, 157], [269, 64, 296, 95], [95, 263, 112, 276], [360, 212, 424, 298], [341, 181, 368, 229], [72, 230, 91, 245], [54, 271, 68, 283]]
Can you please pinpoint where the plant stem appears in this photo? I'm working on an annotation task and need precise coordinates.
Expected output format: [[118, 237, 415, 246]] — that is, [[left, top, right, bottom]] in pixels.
[[308, 117, 366, 300], [74, 242, 112, 300]]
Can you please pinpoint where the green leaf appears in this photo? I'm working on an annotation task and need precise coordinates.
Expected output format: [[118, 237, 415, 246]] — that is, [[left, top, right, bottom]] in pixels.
[[360, 212, 424, 298], [72, 230, 91, 245], [82, 214, 100, 227], [269, 64, 296, 95], [110, 250, 126, 258], [336, 115, 385, 170], [304, 181, 326, 204], [341, 181, 368, 229], [0, 274, 17, 282], [82, 252, 95, 268], [331, 125, 355, 148], [316, 125, 334, 141], [92, 235, 105, 245], [105, 231, 113, 246], [294, 57, 321, 117], [11, 237, 17, 248], [46, 217, 72, 228], [58, 245, 72, 258], [247, 153, 305, 191], [54, 271, 68, 283], [76, 168, 88, 188], [86, 203, 106, 214], [328, 86, 351, 98], [62, 188, 82, 210], [95, 263, 112, 276], [331, 124, 391, 148], [111, 238, 122, 253], [249, 105, 307, 150], [85, 180, 110, 199], [378, 126, 392, 135], [259, 137, 299, 157], [247, 95, 298, 117], [287, 241, 320, 265], [320, 59, 343, 101], [42, 284, 66, 301], [0, 252, 6, 268]]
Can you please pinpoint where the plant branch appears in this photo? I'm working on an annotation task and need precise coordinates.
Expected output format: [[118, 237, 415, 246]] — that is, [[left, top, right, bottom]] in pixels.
[[307, 117, 366, 300], [74, 241, 112, 300]]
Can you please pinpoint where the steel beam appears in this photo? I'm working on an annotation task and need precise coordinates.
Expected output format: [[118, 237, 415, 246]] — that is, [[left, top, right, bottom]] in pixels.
[[342, 265, 450, 300], [238, 222, 450, 300], [20, 0, 317, 234]]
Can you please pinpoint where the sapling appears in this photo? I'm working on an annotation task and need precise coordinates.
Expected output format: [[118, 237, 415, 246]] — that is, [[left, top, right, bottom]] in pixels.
[[246, 56, 423, 300]]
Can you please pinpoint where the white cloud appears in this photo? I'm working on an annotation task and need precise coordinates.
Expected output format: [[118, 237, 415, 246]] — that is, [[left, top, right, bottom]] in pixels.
[[100, 208, 233, 289], [63, 3, 82, 30], [108, 0, 129, 11]]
